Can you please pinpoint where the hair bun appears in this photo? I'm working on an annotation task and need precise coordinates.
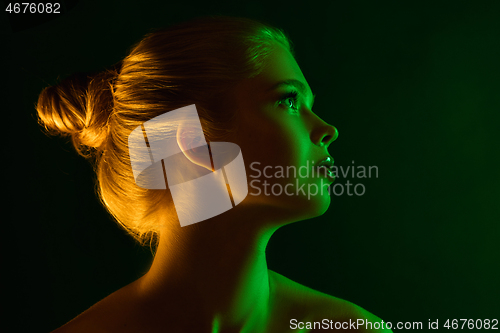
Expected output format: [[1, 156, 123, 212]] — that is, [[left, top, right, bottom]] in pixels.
[[36, 69, 117, 156]]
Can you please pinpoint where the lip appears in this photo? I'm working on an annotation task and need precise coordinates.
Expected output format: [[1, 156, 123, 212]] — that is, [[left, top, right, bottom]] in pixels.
[[315, 156, 335, 181]]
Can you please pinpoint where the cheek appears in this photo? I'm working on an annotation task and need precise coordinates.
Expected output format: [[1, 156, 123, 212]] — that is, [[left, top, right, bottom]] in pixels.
[[272, 119, 310, 162], [232, 104, 309, 168], [243, 123, 300, 167]]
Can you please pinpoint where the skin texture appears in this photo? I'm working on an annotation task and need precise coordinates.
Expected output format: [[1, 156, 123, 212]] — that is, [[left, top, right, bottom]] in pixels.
[[53, 44, 391, 333]]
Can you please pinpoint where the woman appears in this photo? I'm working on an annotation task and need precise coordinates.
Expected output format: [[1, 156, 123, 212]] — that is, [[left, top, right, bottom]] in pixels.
[[38, 16, 389, 333]]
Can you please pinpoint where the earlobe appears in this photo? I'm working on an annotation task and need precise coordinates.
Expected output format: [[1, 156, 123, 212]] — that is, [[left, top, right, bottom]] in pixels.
[[176, 125, 214, 171]]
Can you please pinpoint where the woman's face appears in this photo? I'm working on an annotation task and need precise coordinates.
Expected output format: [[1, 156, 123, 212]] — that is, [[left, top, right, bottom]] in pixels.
[[229, 42, 338, 222]]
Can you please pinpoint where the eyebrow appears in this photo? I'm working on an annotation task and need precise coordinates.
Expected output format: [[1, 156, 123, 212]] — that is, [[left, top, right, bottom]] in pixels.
[[269, 79, 316, 108]]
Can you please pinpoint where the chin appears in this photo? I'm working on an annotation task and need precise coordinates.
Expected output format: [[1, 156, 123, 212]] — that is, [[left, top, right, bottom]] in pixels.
[[244, 179, 333, 223], [279, 191, 332, 223], [305, 192, 332, 217]]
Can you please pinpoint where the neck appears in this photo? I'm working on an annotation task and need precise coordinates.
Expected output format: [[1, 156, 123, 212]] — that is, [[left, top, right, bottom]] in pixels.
[[137, 206, 282, 331]]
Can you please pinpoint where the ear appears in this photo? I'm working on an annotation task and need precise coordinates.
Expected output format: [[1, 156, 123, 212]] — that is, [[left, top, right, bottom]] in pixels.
[[176, 124, 214, 172]]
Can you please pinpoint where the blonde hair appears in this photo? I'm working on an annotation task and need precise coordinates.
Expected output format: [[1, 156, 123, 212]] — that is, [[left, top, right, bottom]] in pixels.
[[36, 16, 292, 246]]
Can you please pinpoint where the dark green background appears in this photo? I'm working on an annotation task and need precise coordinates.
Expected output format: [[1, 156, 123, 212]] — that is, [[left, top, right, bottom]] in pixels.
[[4, 0, 499, 331]]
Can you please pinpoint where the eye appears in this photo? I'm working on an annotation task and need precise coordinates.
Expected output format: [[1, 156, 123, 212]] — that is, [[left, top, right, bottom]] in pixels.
[[278, 91, 299, 112]]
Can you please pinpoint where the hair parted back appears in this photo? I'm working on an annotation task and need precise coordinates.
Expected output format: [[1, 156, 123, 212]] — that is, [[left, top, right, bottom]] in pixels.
[[36, 16, 292, 246]]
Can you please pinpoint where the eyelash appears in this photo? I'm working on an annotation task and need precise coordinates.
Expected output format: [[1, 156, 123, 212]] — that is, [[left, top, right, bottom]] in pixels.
[[278, 91, 300, 112]]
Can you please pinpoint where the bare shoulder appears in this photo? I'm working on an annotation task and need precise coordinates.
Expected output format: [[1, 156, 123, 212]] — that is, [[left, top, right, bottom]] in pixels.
[[50, 304, 111, 333], [268, 270, 393, 332], [314, 299, 393, 333], [50, 282, 144, 333]]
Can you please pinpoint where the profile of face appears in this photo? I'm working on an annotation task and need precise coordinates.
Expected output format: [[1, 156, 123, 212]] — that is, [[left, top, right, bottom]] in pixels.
[[227, 43, 338, 224], [143, 41, 338, 230]]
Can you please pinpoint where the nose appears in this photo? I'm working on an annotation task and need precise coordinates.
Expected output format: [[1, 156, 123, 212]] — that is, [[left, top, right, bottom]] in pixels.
[[311, 117, 338, 148]]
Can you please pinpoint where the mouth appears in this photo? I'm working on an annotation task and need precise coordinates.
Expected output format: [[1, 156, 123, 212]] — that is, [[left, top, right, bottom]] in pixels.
[[316, 156, 335, 180]]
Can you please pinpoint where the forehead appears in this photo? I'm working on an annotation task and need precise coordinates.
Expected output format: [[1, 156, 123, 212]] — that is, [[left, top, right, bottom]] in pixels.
[[257, 43, 311, 93], [229, 43, 313, 107]]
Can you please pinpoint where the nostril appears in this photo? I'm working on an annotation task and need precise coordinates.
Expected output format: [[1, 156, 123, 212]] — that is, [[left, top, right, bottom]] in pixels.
[[321, 126, 337, 146], [311, 118, 338, 147], [322, 126, 339, 144]]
